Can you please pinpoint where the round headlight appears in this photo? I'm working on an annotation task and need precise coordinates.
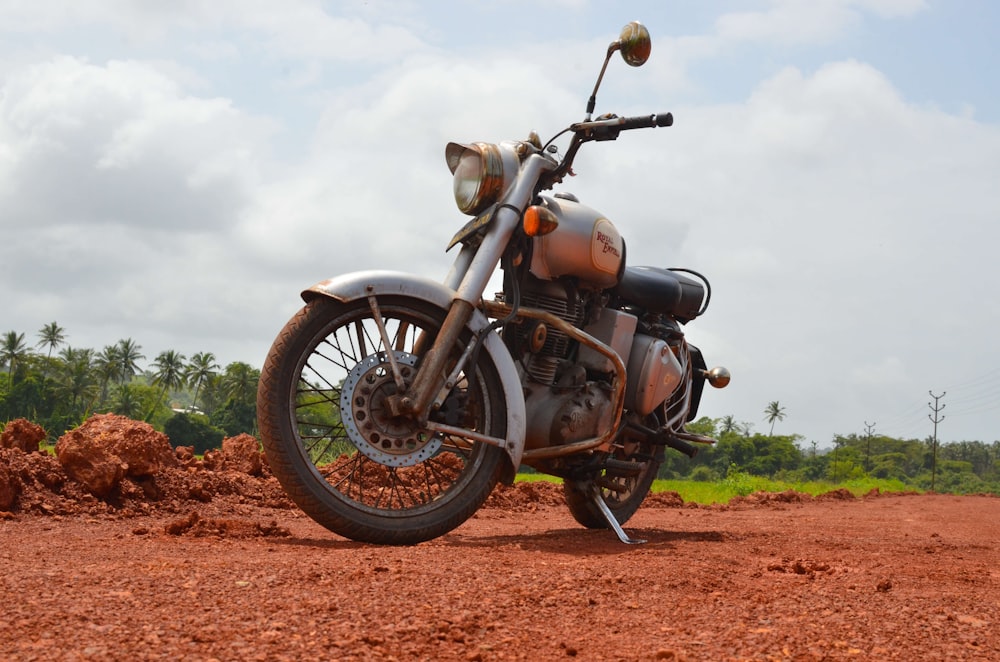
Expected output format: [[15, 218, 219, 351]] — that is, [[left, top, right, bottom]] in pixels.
[[446, 142, 506, 215]]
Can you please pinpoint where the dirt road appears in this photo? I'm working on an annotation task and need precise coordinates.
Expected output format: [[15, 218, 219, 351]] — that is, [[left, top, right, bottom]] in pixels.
[[1, 488, 996, 661]]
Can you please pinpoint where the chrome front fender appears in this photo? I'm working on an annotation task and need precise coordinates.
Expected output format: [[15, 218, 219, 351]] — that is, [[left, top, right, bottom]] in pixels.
[[303, 270, 526, 479]]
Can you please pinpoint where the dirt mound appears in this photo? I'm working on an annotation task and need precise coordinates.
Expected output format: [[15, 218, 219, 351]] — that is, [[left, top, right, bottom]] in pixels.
[[1, 418, 47, 453], [729, 489, 812, 508], [816, 487, 856, 501], [0, 414, 292, 517], [162, 510, 291, 538], [483, 480, 566, 511], [644, 489, 686, 507], [203, 433, 265, 476], [55, 414, 176, 497]]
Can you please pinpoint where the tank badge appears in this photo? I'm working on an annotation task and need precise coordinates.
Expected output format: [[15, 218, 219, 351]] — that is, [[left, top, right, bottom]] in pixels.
[[592, 218, 623, 274]]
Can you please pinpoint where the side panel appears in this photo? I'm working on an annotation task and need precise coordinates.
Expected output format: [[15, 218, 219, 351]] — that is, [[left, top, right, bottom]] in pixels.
[[302, 270, 526, 475]]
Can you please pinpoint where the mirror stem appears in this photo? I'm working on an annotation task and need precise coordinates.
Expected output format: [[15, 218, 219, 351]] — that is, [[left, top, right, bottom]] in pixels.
[[585, 45, 618, 120]]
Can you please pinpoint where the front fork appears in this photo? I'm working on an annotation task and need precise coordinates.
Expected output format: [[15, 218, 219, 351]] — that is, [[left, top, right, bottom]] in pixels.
[[385, 153, 557, 424]]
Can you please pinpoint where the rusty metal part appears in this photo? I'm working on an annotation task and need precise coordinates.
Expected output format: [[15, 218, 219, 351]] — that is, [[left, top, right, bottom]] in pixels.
[[393, 299, 476, 420], [366, 288, 407, 393], [423, 420, 509, 450], [528, 321, 547, 353], [674, 430, 718, 445], [481, 299, 627, 460]]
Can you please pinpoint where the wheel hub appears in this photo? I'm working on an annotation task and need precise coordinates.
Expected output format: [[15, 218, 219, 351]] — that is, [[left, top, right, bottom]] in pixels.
[[340, 351, 442, 467]]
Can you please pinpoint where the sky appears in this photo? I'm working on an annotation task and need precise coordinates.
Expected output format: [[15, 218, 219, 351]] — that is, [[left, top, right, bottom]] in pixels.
[[2, 0, 999, 446]]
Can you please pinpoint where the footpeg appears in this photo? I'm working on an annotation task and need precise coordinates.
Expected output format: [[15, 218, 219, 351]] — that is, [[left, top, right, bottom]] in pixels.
[[588, 483, 646, 544]]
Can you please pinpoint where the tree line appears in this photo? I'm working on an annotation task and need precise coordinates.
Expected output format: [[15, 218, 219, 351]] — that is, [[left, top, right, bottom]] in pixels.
[[672, 414, 1000, 495], [1, 324, 258, 452]]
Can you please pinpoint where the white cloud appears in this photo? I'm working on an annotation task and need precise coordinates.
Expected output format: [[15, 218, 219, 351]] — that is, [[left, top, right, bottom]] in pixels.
[[0, 0, 427, 62], [715, 0, 928, 45], [0, 56, 273, 231]]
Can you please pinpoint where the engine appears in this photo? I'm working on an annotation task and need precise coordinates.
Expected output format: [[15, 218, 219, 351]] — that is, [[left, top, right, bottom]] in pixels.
[[512, 275, 686, 452]]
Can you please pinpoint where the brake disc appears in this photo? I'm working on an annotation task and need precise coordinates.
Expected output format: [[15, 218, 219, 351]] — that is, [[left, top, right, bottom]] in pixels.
[[339, 351, 442, 467]]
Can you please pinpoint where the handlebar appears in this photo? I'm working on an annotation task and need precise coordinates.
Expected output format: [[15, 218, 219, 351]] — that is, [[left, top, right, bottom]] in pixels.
[[570, 112, 673, 141], [537, 111, 674, 191]]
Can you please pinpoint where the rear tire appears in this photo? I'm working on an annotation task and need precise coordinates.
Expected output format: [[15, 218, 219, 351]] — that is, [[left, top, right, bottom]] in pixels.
[[563, 437, 661, 529], [257, 295, 507, 544]]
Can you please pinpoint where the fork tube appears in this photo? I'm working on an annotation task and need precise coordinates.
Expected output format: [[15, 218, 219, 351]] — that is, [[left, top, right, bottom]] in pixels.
[[402, 154, 556, 420], [454, 153, 556, 305], [444, 243, 475, 291]]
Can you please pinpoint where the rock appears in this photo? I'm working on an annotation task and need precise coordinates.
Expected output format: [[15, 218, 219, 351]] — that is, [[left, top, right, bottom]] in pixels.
[[55, 414, 182, 497], [70, 413, 176, 478], [55, 429, 126, 498], [202, 449, 223, 471], [1, 418, 47, 453], [175, 446, 195, 465], [220, 434, 263, 476], [0, 461, 21, 511]]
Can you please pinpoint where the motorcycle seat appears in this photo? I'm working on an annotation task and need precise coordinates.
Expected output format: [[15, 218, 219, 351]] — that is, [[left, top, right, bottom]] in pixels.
[[613, 266, 705, 322]]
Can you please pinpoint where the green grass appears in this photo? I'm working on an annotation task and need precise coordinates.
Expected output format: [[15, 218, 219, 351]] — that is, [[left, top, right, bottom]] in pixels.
[[514, 471, 916, 505]]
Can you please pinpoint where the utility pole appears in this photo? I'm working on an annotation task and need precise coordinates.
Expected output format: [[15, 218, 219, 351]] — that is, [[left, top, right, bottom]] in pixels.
[[864, 421, 876, 473], [928, 391, 946, 491]]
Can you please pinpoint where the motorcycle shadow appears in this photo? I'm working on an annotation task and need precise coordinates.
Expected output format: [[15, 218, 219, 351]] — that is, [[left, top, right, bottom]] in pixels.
[[266, 527, 729, 553], [441, 527, 730, 555]]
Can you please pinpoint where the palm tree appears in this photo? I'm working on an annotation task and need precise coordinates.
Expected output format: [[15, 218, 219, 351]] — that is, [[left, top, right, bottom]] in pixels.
[[112, 384, 142, 419], [218, 361, 261, 435], [719, 415, 738, 435], [37, 322, 67, 358], [116, 338, 145, 385], [56, 347, 97, 414], [148, 349, 186, 421], [93, 344, 123, 408], [764, 400, 787, 436], [2, 331, 29, 383], [184, 352, 219, 411], [221, 361, 259, 407]]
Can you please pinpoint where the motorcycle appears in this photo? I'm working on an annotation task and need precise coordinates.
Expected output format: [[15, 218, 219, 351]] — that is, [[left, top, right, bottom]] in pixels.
[[256, 21, 730, 545]]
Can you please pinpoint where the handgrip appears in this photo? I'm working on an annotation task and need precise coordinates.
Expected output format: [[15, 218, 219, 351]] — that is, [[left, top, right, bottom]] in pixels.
[[620, 112, 673, 130]]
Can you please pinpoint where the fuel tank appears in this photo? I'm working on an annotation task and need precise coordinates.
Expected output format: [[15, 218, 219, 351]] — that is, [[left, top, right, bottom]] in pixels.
[[528, 194, 625, 289]]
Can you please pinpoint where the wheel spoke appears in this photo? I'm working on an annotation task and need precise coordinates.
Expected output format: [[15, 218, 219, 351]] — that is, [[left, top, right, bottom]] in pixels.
[[394, 322, 411, 352]]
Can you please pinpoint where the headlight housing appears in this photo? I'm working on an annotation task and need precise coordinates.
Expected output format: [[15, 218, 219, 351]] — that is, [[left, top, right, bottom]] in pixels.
[[445, 141, 520, 216]]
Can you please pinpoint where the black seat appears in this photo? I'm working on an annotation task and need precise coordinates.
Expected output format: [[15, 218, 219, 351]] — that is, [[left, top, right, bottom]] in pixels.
[[613, 266, 705, 322]]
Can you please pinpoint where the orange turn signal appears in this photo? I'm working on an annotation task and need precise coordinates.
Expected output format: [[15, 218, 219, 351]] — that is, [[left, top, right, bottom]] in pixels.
[[523, 205, 559, 237]]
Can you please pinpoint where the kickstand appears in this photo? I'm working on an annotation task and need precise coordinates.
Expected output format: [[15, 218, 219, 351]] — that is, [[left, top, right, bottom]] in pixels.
[[588, 483, 646, 545]]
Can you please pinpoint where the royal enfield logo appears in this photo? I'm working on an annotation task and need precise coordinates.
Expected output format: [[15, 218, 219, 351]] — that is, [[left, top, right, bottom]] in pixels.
[[592, 218, 622, 274], [595, 230, 621, 257]]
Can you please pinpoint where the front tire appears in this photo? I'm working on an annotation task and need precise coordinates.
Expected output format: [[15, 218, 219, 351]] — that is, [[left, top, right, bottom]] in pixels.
[[257, 295, 507, 544]]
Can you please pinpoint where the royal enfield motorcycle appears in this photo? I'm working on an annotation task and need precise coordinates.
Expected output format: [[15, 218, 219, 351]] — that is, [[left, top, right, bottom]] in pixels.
[[257, 21, 730, 545]]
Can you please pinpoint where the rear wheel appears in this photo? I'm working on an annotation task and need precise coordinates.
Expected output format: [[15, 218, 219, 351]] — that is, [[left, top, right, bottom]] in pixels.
[[257, 295, 507, 544], [563, 432, 662, 529]]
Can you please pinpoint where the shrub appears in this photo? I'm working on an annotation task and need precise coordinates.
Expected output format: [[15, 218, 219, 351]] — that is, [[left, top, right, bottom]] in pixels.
[[689, 465, 718, 482], [163, 413, 225, 455]]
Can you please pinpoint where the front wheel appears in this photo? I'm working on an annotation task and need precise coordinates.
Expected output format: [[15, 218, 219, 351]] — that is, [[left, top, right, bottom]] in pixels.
[[257, 295, 508, 544]]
